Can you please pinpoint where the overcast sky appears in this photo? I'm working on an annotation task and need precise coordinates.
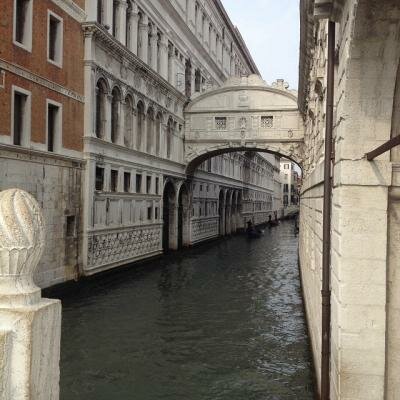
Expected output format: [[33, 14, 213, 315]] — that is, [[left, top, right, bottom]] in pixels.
[[223, 0, 300, 90]]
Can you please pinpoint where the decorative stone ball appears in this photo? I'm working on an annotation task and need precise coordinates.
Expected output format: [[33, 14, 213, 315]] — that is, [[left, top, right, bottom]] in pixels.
[[0, 189, 45, 284]]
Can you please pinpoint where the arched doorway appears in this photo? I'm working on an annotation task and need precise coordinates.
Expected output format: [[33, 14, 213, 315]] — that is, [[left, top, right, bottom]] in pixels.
[[163, 180, 177, 252], [178, 184, 190, 248]]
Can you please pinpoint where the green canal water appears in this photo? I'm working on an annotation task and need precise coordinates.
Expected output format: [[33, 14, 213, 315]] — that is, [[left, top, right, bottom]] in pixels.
[[53, 220, 315, 400]]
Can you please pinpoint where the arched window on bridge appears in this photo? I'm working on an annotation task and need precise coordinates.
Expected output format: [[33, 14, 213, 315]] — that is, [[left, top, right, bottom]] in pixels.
[[111, 87, 121, 144], [95, 78, 107, 139], [136, 100, 145, 151]]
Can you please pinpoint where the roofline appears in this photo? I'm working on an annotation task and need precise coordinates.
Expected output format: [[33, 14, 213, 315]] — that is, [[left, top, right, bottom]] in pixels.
[[214, 0, 261, 76]]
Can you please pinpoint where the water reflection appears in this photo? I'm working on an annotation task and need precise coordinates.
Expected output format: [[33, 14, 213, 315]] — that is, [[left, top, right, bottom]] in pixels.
[[54, 220, 315, 400]]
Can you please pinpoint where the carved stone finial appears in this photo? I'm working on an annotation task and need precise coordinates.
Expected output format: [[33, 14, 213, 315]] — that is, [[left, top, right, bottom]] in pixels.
[[0, 189, 45, 306]]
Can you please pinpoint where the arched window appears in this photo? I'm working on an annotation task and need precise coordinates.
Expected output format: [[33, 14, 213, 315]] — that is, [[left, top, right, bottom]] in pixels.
[[95, 78, 107, 139], [146, 107, 154, 154], [111, 87, 121, 143], [167, 117, 173, 159], [136, 101, 145, 150], [155, 112, 162, 156], [124, 95, 134, 147]]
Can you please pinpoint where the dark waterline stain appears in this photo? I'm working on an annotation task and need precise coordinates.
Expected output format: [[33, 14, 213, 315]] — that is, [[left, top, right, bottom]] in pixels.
[[53, 220, 315, 400]]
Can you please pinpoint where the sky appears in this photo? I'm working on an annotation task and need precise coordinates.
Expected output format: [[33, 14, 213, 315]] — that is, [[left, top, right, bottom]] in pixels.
[[223, 0, 300, 90]]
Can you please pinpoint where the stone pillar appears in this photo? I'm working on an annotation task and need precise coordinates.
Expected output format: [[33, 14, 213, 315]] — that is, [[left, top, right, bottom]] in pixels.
[[105, 94, 112, 142], [127, 2, 139, 54], [159, 34, 169, 81], [115, 0, 128, 45], [203, 18, 209, 47], [150, 24, 158, 72], [169, 204, 179, 250], [0, 189, 61, 400], [104, 0, 113, 34], [168, 46, 176, 86], [230, 55, 235, 76], [117, 100, 125, 146], [138, 14, 149, 63]]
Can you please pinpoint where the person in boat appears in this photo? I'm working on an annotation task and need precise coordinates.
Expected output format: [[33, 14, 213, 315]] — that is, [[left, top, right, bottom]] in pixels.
[[246, 220, 256, 235]]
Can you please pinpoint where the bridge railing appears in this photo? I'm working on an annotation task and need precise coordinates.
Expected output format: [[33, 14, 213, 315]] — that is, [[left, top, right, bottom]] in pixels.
[[0, 189, 61, 400]]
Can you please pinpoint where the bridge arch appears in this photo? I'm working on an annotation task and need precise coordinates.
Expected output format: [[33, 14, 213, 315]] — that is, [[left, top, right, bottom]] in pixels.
[[184, 75, 305, 176]]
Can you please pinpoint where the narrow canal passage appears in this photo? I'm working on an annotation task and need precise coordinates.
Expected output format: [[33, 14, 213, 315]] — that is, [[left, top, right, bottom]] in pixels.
[[56, 221, 315, 400]]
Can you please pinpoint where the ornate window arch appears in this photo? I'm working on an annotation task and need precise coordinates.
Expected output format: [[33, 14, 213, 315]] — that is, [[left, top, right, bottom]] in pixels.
[[136, 100, 145, 150]]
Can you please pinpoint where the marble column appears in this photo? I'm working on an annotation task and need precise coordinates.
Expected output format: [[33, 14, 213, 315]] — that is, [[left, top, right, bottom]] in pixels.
[[127, 2, 139, 54], [105, 94, 112, 142], [159, 34, 169, 80], [168, 46, 176, 86], [138, 14, 149, 63], [117, 100, 125, 146], [104, 0, 113, 33], [150, 24, 158, 72], [115, 0, 128, 45]]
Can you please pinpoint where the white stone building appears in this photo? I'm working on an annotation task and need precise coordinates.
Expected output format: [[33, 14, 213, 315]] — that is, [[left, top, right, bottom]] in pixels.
[[280, 159, 299, 207], [81, 0, 281, 276]]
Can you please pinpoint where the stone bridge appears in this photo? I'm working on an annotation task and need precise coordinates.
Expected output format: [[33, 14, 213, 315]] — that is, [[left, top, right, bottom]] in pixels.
[[184, 75, 305, 174]]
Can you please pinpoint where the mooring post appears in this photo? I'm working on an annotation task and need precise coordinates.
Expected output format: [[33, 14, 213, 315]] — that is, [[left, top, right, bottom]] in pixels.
[[0, 189, 61, 400]]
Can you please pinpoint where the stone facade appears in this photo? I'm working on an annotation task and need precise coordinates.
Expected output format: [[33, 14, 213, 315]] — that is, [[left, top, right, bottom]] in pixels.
[[0, 0, 85, 288], [81, 0, 282, 276], [299, 0, 400, 398]]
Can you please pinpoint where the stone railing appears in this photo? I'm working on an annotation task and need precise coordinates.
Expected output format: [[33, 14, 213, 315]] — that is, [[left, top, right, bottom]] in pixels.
[[0, 189, 61, 400]]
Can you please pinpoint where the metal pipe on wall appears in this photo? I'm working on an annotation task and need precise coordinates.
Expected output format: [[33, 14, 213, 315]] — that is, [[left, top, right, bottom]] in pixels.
[[320, 19, 335, 400]]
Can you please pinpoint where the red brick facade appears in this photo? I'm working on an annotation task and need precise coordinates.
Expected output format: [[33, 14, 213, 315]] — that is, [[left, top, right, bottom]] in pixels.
[[0, 0, 84, 152]]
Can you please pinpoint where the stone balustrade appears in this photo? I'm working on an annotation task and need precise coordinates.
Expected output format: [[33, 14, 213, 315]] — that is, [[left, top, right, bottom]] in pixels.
[[0, 189, 61, 400]]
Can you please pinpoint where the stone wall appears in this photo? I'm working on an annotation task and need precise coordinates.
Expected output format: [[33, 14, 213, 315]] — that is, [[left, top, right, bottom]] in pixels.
[[299, 0, 400, 398], [0, 146, 83, 288]]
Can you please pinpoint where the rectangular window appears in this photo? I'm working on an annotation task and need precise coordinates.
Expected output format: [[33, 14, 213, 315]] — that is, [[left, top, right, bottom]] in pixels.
[[48, 11, 63, 66], [146, 176, 152, 194], [12, 87, 31, 147], [284, 164, 289, 169], [155, 207, 159, 220], [14, 0, 32, 51], [136, 173, 142, 193], [215, 117, 227, 130], [284, 184, 288, 193], [95, 167, 104, 191], [13, 91, 28, 146], [110, 170, 118, 192], [147, 205, 153, 221], [155, 177, 160, 195], [47, 102, 61, 152], [124, 172, 131, 192], [261, 116, 273, 128]]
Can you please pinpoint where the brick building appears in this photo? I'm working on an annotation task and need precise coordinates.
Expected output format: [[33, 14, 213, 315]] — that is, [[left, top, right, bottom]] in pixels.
[[0, 0, 86, 287]]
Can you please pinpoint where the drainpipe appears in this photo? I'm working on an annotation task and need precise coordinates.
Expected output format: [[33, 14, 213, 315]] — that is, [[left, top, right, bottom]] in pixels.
[[321, 20, 335, 400]]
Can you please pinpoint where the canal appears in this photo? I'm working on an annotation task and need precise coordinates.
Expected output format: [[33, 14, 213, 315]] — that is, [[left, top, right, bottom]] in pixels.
[[54, 220, 315, 400]]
